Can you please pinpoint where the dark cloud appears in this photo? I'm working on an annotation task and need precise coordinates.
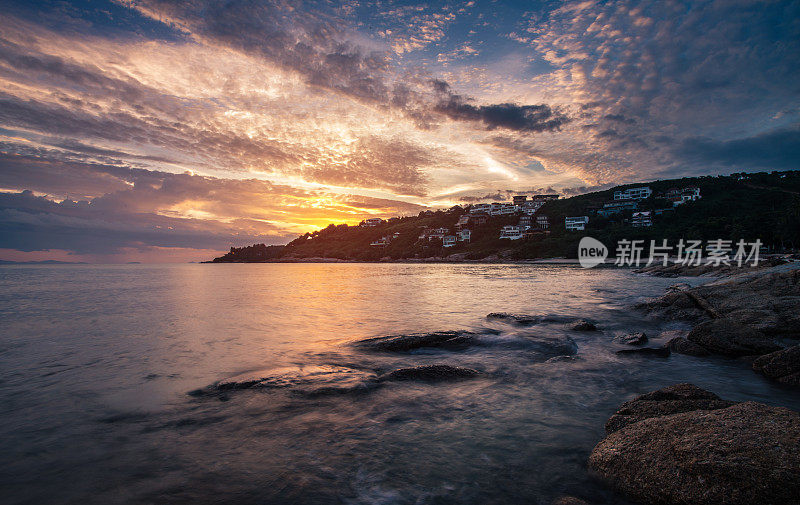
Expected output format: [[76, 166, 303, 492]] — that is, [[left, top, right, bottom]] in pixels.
[[675, 127, 800, 170], [130, 0, 568, 133]]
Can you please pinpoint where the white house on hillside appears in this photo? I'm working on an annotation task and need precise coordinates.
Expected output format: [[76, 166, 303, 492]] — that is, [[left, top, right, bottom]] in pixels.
[[613, 186, 652, 201], [565, 216, 589, 231]]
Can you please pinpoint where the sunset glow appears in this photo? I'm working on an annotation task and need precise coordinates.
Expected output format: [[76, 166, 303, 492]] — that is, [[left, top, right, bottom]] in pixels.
[[1, 0, 798, 261]]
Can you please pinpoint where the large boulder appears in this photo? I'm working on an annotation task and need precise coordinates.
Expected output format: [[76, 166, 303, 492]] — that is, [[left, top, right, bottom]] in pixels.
[[641, 268, 800, 338], [687, 319, 781, 357], [590, 400, 800, 505], [604, 383, 733, 434], [752, 345, 800, 386]]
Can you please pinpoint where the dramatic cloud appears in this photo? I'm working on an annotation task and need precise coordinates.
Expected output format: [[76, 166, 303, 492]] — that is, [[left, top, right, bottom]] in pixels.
[[0, 0, 797, 261]]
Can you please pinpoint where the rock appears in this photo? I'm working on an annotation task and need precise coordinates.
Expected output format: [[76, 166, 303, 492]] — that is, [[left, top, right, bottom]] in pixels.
[[753, 345, 800, 386], [192, 364, 379, 397], [520, 334, 578, 356], [667, 336, 711, 356], [486, 312, 540, 325], [604, 383, 734, 434], [569, 320, 597, 331], [612, 332, 648, 345], [353, 331, 478, 352], [687, 319, 781, 357], [378, 365, 480, 382], [590, 399, 800, 505], [545, 355, 581, 363], [616, 346, 670, 358], [641, 268, 800, 338], [551, 497, 590, 505]]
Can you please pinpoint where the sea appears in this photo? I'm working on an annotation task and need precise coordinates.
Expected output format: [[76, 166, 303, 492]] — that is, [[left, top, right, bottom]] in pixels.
[[1, 263, 799, 505]]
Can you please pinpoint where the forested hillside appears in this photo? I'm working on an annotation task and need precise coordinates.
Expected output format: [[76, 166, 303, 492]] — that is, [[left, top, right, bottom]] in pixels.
[[209, 171, 800, 262]]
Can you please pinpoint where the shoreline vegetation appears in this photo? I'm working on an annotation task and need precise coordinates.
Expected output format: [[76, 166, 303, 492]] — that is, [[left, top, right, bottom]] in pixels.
[[206, 170, 800, 264]]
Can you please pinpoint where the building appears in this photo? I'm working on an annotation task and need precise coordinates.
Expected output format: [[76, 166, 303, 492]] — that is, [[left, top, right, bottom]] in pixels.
[[631, 211, 653, 227], [613, 186, 652, 201], [565, 216, 589, 231], [532, 194, 559, 201], [678, 187, 701, 204], [512, 195, 528, 206], [370, 237, 389, 246], [457, 229, 471, 242], [499, 225, 524, 240], [443, 235, 457, 247], [536, 215, 549, 230], [471, 215, 488, 226], [362, 217, 384, 227], [489, 202, 517, 216], [455, 215, 470, 230], [597, 200, 638, 217], [522, 199, 546, 215], [519, 215, 532, 229], [470, 203, 492, 214]]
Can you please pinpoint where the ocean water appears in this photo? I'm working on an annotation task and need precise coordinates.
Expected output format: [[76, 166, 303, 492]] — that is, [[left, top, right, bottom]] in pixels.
[[1, 263, 799, 505]]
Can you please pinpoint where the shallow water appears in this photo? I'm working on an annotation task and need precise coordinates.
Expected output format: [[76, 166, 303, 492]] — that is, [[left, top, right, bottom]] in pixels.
[[1, 263, 798, 505]]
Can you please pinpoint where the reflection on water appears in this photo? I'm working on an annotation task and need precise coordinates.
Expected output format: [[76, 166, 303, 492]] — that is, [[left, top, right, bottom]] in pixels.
[[1, 264, 798, 505]]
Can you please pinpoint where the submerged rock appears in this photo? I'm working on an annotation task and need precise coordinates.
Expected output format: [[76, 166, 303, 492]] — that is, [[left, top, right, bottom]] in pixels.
[[510, 333, 578, 356], [604, 383, 734, 434], [612, 332, 648, 345], [590, 392, 800, 505], [192, 365, 379, 397], [353, 331, 478, 352], [752, 345, 800, 386], [545, 355, 581, 364], [687, 319, 780, 357], [551, 497, 590, 505], [378, 364, 480, 382], [667, 336, 711, 356], [616, 346, 670, 358], [486, 312, 540, 325], [569, 320, 598, 331]]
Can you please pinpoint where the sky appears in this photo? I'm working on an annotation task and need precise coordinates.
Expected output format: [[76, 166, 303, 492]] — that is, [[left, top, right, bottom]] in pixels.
[[0, 0, 798, 262]]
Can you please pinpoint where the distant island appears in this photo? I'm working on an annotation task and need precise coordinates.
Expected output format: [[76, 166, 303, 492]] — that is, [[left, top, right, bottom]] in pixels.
[[208, 171, 800, 263]]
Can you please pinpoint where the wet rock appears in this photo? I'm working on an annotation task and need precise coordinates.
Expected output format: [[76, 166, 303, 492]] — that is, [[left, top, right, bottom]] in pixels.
[[545, 355, 581, 364], [641, 268, 800, 338], [687, 319, 781, 357], [519, 334, 578, 356], [378, 364, 480, 382], [752, 345, 800, 386], [616, 346, 670, 358], [486, 312, 540, 325], [667, 336, 711, 356], [569, 320, 597, 331], [604, 383, 734, 434], [353, 331, 478, 352], [612, 332, 647, 345], [194, 365, 379, 397], [590, 397, 800, 505], [551, 497, 590, 505]]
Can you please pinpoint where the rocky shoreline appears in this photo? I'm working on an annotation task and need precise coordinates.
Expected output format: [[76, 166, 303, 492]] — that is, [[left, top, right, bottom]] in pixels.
[[191, 263, 800, 505], [570, 262, 800, 505]]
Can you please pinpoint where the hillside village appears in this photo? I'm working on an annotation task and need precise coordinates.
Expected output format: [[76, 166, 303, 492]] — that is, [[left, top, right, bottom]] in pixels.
[[364, 185, 703, 251], [209, 170, 800, 262]]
